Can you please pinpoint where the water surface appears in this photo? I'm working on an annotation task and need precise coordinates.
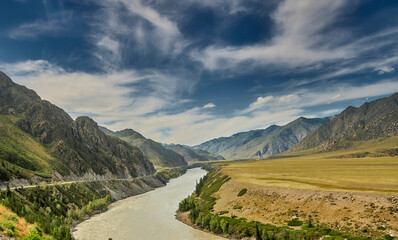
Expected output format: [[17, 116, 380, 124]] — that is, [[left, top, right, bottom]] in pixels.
[[73, 168, 224, 240]]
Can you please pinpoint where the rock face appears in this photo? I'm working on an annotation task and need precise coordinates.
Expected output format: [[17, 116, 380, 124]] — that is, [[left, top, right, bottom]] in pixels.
[[164, 144, 225, 162], [194, 117, 332, 159], [289, 93, 398, 152], [100, 127, 188, 167], [0, 71, 155, 180]]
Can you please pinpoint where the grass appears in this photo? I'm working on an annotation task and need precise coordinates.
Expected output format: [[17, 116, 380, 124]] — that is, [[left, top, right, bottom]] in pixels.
[[219, 136, 398, 195], [0, 204, 36, 239], [0, 114, 61, 179]]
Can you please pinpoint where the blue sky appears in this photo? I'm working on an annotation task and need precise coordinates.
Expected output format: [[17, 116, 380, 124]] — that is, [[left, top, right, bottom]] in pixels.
[[1, 0, 398, 145]]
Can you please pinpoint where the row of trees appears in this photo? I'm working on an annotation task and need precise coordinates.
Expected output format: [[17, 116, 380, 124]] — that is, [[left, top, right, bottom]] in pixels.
[[0, 183, 111, 240]]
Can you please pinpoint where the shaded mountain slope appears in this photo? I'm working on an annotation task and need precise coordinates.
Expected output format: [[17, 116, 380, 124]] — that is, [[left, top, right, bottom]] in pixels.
[[194, 117, 331, 159], [100, 127, 187, 167], [289, 93, 398, 152], [164, 144, 225, 162], [0, 71, 155, 182]]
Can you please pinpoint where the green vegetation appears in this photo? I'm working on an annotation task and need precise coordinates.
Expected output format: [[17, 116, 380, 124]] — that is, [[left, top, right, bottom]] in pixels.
[[287, 218, 303, 226], [179, 168, 372, 240], [237, 188, 247, 196], [0, 183, 111, 240], [0, 166, 186, 239]]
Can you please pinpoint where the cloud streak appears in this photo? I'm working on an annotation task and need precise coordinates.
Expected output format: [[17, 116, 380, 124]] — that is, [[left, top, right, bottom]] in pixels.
[[9, 11, 73, 39]]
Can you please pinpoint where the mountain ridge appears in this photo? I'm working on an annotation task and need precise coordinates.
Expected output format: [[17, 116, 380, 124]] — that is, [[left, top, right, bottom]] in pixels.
[[164, 144, 225, 162], [289, 93, 398, 152], [99, 127, 188, 167], [193, 116, 332, 159], [0, 71, 155, 182]]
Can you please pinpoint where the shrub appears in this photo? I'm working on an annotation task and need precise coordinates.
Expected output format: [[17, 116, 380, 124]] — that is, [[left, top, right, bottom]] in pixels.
[[384, 234, 394, 240], [237, 188, 247, 197], [287, 218, 303, 226]]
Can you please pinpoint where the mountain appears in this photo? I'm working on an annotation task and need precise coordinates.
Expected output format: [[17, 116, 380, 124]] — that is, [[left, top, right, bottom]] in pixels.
[[289, 93, 398, 152], [0, 71, 155, 182], [99, 127, 187, 167], [194, 117, 332, 159], [164, 144, 225, 162]]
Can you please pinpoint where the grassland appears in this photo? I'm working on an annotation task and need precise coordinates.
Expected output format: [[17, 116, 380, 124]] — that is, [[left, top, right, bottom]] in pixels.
[[208, 136, 398, 238], [220, 136, 398, 195]]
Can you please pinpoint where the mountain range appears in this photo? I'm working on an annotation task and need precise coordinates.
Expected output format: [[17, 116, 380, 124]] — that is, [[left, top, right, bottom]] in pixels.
[[289, 93, 398, 152], [0, 71, 155, 182], [193, 117, 332, 159], [99, 127, 188, 167], [164, 144, 225, 162]]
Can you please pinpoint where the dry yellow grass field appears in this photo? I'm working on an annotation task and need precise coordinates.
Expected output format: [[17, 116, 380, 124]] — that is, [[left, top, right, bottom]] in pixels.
[[220, 137, 398, 195], [211, 137, 398, 237]]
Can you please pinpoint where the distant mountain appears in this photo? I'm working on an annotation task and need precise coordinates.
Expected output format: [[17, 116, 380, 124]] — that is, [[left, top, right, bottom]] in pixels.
[[164, 144, 225, 162], [100, 127, 187, 167], [289, 93, 398, 152], [194, 117, 332, 159], [0, 71, 155, 182]]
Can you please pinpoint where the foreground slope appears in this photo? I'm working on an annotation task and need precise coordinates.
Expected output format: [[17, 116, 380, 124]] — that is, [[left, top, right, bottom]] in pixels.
[[0, 71, 155, 183], [100, 127, 188, 167], [164, 144, 225, 162], [194, 117, 331, 159], [290, 93, 398, 152]]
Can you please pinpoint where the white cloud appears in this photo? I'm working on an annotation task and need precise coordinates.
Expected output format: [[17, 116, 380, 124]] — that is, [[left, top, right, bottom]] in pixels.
[[97, 36, 120, 58], [279, 94, 298, 103], [89, 0, 186, 68], [9, 11, 73, 39], [192, 0, 350, 70], [332, 94, 341, 100], [247, 96, 274, 111], [203, 103, 216, 109], [376, 66, 395, 75]]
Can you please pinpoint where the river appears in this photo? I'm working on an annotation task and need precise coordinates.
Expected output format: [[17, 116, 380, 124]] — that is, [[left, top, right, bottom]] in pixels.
[[73, 168, 224, 240]]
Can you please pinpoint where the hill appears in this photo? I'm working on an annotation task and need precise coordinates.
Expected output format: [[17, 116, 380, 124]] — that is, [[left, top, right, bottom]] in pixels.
[[194, 117, 331, 159], [0, 71, 155, 183], [164, 144, 225, 162], [289, 93, 398, 152], [100, 127, 187, 168]]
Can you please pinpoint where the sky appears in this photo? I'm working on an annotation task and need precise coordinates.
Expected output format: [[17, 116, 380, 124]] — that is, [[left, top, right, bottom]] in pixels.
[[1, 0, 398, 145]]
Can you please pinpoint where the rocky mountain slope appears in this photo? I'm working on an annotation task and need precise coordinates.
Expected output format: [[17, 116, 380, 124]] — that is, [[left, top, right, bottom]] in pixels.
[[100, 127, 187, 167], [164, 144, 225, 162], [194, 117, 332, 159], [0, 71, 155, 183], [289, 93, 398, 152]]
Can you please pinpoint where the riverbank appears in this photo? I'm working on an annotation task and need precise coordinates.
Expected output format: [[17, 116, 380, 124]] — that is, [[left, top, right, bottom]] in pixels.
[[177, 167, 391, 240], [0, 167, 187, 239]]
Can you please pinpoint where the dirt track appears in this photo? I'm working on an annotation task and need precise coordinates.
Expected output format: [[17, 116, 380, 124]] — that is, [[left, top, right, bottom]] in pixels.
[[213, 179, 398, 238]]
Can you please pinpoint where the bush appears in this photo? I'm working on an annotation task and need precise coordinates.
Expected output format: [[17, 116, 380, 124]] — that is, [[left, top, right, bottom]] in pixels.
[[24, 231, 43, 240], [237, 188, 247, 197], [287, 218, 303, 226], [384, 234, 394, 240]]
